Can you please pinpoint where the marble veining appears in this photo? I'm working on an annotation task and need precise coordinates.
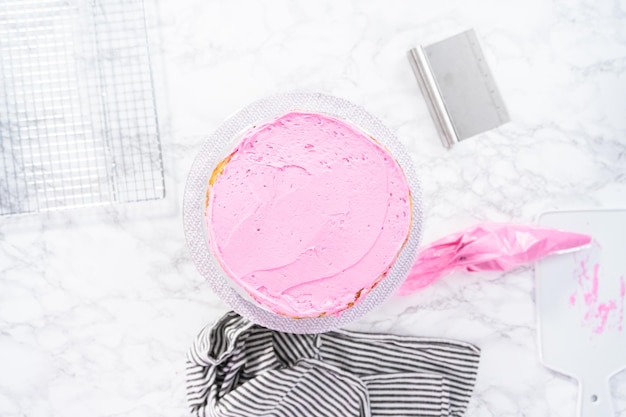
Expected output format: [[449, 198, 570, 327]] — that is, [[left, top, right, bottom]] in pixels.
[[1, 0, 626, 416]]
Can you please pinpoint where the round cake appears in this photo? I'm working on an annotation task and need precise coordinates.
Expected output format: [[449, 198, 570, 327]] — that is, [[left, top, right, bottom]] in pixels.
[[204, 111, 411, 318]]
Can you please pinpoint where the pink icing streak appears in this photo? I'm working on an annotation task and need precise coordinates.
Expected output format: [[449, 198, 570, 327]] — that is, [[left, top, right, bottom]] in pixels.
[[206, 112, 411, 318], [572, 257, 626, 334], [617, 276, 626, 331], [594, 301, 617, 334]]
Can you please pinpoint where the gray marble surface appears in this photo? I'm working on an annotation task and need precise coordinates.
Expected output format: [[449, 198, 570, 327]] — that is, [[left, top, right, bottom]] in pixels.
[[1, 0, 626, 416]]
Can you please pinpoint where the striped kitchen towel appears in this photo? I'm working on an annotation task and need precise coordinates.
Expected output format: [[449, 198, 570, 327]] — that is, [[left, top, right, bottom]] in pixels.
[[186, 312, 481, 417]]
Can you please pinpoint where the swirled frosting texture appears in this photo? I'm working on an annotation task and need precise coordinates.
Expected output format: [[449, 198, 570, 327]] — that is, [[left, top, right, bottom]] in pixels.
[[206, 112, 411, 318]]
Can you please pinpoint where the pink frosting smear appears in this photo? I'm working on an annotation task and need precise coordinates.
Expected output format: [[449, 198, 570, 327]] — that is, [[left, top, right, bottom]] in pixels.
[[570, 255, 626, 334], [205, 111, 411, 318]]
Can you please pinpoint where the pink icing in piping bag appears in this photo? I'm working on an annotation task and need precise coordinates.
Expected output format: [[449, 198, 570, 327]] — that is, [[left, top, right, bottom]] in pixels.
[[398, 223, 592, 295]]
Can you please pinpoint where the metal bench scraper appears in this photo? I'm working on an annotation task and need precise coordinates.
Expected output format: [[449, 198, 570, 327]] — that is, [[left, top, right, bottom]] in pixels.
[[408, 29, 510, 148]]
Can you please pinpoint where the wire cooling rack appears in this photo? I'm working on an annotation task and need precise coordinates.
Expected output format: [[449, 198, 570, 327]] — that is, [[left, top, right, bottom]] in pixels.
[[0, 0, 164, 216]]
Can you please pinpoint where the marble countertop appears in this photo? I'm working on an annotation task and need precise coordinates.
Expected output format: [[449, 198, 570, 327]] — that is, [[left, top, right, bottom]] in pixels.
[[1, 0, 626, 416]]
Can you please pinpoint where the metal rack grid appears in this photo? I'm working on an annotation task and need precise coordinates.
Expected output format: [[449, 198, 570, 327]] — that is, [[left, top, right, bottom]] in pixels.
[[0, 0, 164, 216]]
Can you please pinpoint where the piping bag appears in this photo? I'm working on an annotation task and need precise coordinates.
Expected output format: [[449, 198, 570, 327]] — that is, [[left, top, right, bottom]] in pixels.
[[398, 223, 592, 295]]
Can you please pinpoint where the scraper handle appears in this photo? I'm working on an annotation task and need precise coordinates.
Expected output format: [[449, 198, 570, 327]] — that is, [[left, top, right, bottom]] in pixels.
[[578, 377, 613, 417]]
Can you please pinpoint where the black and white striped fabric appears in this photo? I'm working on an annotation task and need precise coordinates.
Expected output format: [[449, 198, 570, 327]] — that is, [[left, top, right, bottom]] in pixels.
[[186, 312, 481, 417]]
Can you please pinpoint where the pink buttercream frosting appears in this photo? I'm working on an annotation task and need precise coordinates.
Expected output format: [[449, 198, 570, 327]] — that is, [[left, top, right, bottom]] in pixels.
[[205, 111, 411, 318]]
